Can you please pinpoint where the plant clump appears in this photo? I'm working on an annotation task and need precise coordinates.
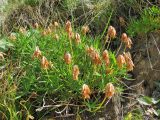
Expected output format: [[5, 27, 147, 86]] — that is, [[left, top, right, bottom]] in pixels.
[[1, 20, 134, 119]]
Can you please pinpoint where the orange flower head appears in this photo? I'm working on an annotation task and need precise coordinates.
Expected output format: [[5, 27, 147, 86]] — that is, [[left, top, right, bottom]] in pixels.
[[102, 50, 110, 66], [91, 51, 101, 65], [64, 52, 72, 64], [54, 21, 59, 27], [47, 27, 52, 34], [123, 52, 134, 71], [125, 37, 132, 49], [34, 22, 39, 29], [9, 33, 16, 41], [33, 46, 42, 59], [68, 31, 75, 40], [106, 68, 113, 75], [121, 33, 128, 43], [54, 34, 59, 40], [117, 54, 126, 68], [65, 20, 72, 33], [49, 23, 54, 29], [85, 45, 94, 56], [19, 27, 26, 34], [41, 56, 49, 69], [82, 25, 90, 35], [123, 52, 131, 61], [107, 26, 116, 39], [73, 65, 80, 80], [75, 33, 81, 44], [105, 83, 115, 98], [82, 84, 91, 99], [126, 58, 134, 71], [42, 29, 47, 36], [119, 17, 125, 27]]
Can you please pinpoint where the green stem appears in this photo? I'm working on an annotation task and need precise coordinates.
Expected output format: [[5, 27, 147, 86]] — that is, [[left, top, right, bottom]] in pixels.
[[106, 37, 111, 50], [116, 42, 122, 56], [91, 96, 107, 112], [100, 9, 113, 40], [102, 34, 109, 50]]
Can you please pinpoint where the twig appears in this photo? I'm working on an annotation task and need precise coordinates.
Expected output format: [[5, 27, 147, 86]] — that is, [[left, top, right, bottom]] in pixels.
[[146, 37, 160, 71], [130, 80, 144, 89], [115, 77, 134, 90], [150, 34, 160, 56]]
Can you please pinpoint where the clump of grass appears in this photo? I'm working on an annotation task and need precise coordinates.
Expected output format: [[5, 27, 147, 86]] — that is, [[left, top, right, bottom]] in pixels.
[[127, 6, 160, 37], [1, 21, 134, 119]]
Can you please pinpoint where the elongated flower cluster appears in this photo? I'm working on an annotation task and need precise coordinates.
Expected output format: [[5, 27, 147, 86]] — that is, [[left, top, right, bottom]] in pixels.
[[102, 50, 110, 67], [65, 21, 74, 39], [119, 17, 125, 27], [32, 46, 42, 59], [105, 83, 115, 98], [121, 33, 133, 49], [9, 33, 16, 41], [91, 51, 101, 65], [86, 46, 101, 65], [54, 34, 59, 40], [116, 55, 126, 68], [54, 21, 59, 28], [123, 52, 134, 71], [85, 45, 94, 55], [64, 52, 72, 64], [107, 26, 116, 39], [19, 27, 26, 34], [32, 46, 51, 69], [33, 22, 39, 29], [41, 56, 50, 69], [75, 33, 81, 44], [82, 84, 91, 99], [82, 25, 90, 35], [117, 52, 134, 71], [73, 65, 80, 80]]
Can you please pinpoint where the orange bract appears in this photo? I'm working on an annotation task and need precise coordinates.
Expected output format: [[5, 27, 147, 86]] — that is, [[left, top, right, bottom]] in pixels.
[[102, 50, 110, 67], [19, 27, 26, 34], [64, 52, 72, 64], [119, 17, 125, 27], [66, 21, 72, 33], [106, 68, 113, 75], [90, 51, 101, 65], [41, 56, 50, 69], [42, 27, 52, 36], [54, 21, 59, 27], [105, 83, 115, 98], [73, 65, 80, 80], [121, 33, 128, 43], [34, 22, 39, 29], [65, 21, 74, 39], [54, 34, 59, 40], [9, 33, 16, 41], [123, 52, 134, 71], [125, 37, 132, 49], [75, 33, 81, 44], [33, 46, 42, 59], [82, 25, 90, 35], [107, 26, 116, 39], [117, 54, 126, 68], [85, 45, 94, 55], [82, 84, 91, 99], [86, 46, 101, 65]]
